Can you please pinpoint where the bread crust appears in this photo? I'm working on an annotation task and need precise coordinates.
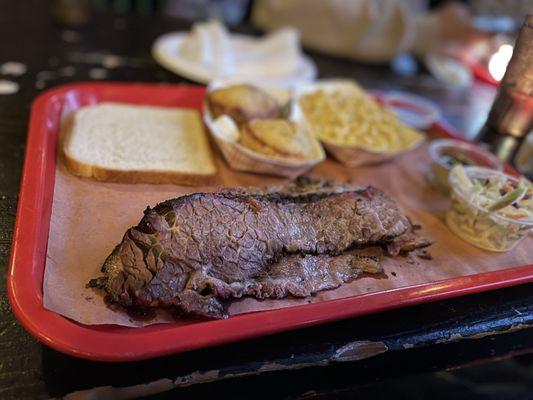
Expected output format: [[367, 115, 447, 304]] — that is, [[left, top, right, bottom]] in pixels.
[[61, 151, 215, 185]]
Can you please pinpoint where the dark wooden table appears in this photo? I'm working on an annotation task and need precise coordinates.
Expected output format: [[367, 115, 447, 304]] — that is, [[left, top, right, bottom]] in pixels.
[[1, 2, 532, 399]]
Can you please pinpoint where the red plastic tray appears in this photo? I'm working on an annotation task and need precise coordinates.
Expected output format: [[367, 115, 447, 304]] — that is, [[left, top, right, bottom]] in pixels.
[[7, 82, 533, 362]]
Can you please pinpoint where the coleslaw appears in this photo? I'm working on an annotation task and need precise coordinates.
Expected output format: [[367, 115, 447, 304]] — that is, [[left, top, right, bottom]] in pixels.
[[446, 166, 533, 252]]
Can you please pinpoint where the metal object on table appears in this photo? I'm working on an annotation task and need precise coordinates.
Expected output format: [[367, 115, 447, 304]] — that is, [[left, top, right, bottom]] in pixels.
[[477, 15, 533, 163], [514, 132, 533, 179]]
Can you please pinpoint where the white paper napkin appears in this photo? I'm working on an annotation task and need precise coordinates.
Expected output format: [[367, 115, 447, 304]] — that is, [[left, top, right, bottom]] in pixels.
[[179, 20, 234, 75], [179, 20, 303, 79]]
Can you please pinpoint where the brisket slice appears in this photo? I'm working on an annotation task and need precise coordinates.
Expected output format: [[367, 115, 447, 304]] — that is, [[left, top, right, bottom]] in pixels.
[[89, 179, 432, 319]]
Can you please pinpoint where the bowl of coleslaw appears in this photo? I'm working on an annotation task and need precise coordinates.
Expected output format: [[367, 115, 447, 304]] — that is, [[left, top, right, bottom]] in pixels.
[[446, 166, 533, 252]]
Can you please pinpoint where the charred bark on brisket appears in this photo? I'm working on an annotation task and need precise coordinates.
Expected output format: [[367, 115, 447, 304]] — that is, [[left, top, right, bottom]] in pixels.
[[89, 179, 432, 319]]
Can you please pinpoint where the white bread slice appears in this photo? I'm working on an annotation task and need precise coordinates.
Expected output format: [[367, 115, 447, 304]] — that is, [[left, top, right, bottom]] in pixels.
[[61, 102, 216, 185]]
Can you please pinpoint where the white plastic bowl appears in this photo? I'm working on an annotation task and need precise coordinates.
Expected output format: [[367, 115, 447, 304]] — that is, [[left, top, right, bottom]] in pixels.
[[429, 139, 503, 193]]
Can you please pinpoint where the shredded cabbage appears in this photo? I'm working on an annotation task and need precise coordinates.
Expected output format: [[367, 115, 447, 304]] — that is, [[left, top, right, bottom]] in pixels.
[[446, 166, 532, 252]]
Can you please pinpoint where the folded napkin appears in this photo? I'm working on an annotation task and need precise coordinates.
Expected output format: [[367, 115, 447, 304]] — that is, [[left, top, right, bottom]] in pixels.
[[179, 20, 303, 80], [179, 20, 234, 75]]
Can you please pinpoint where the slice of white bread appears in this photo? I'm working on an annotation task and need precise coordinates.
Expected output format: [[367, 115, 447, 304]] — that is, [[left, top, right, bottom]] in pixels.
[[61, 102, 216, 185]]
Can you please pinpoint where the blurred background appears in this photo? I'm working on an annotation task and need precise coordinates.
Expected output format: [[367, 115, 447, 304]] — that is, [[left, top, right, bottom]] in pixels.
[[5, 0, 531, 169]]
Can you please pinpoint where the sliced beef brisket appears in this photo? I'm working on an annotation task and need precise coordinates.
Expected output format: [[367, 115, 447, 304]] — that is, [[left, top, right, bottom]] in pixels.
[[89, 179, 432, 319]]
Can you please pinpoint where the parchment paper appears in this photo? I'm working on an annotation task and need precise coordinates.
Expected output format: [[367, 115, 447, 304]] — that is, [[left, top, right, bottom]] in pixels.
[[43, 141, 533, 326]]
